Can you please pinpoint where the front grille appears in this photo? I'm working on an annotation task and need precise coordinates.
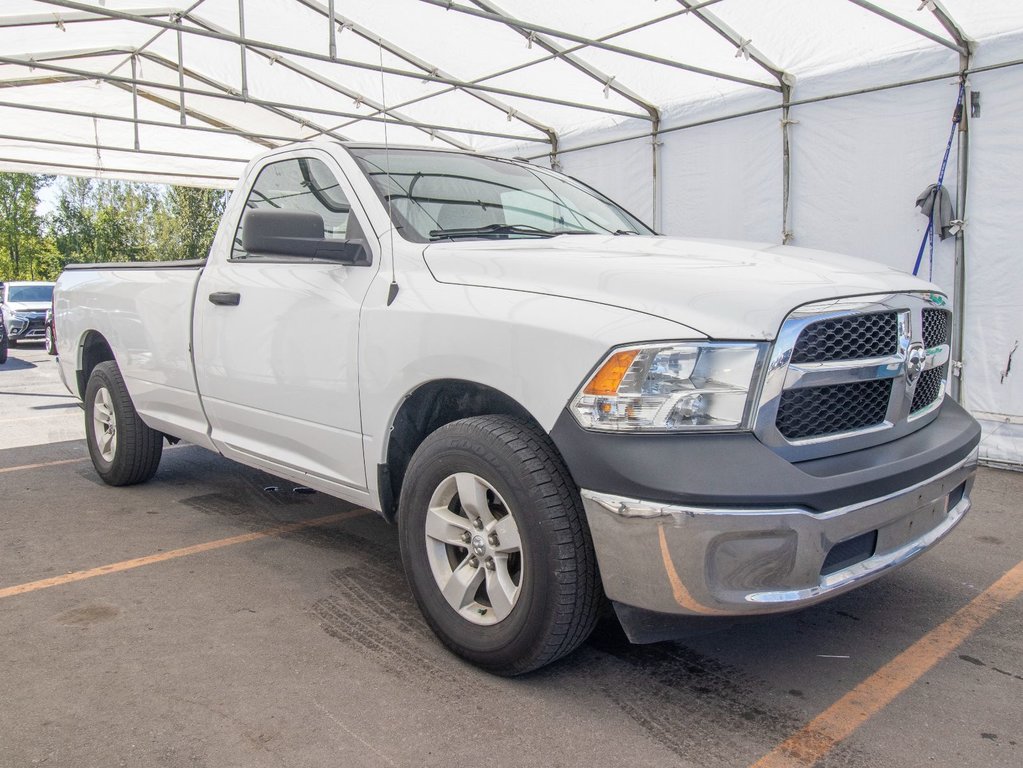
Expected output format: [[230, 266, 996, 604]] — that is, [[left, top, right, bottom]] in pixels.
[[791, 311, 898, 364], [912, 363, 947, 412], [776, 379, 892, 440], [921, 308, 951, 348]]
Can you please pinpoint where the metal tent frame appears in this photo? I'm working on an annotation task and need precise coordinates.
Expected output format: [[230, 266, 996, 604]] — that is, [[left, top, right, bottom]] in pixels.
[[0, 0, 1008, 401]]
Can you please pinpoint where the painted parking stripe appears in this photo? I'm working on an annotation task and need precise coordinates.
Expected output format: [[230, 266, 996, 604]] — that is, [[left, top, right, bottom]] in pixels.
[[750, 557, 1023, 768], [0, 509, 371, 600], [0, 456, 87, 474], [0, 442, 190, 475]]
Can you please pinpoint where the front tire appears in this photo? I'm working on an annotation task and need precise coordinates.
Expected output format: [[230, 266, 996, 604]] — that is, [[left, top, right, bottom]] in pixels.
[[45, 326, 56, 355], [398, 415, 602, 675], [84, 360, 163, 486]]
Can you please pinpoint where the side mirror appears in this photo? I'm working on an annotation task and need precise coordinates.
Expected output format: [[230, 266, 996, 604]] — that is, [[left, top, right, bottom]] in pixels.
[[241, 209, 369, 265]]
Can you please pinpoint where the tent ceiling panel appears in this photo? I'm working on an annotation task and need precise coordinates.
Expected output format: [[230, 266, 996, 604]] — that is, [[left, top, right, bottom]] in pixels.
[[0, 0, 1020, 181]]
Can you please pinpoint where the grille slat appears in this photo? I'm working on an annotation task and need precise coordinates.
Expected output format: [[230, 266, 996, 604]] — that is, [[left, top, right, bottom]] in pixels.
[[921, 309, 951, 348], [912, 363, 947, 413], [790, 312, 898, 364], [776, 379, 892, 440]]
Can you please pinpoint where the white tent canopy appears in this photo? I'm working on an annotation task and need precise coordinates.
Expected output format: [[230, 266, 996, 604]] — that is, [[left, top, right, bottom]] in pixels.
[[2, 0, 1022, 464]]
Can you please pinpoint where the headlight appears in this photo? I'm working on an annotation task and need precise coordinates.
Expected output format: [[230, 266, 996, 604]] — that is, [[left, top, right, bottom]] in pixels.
[[570, 342, 767, 432]]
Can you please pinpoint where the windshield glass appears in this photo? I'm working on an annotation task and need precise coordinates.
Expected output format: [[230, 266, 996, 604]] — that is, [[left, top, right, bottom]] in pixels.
[[348, 148, 654, 243], [6, 284, 53, 303]]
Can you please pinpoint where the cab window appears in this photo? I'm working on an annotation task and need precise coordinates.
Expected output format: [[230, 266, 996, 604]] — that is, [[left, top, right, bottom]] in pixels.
[[232, 157, 357, 260]]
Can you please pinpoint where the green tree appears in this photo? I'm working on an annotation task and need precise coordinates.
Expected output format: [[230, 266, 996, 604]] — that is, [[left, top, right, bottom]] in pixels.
[[0, 172, 52, 280], [156, 186, 228, 260]]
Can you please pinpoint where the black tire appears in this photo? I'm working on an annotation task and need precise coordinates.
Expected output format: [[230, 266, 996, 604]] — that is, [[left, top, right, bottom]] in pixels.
[[398, 415, 602, 676], [84, 360, 163, 486], [45, 326, 56, 356], [0, 335, 7, 365]]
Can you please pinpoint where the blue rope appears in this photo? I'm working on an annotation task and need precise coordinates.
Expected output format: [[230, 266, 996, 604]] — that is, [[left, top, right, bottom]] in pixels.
[[913, 81, 966, 279]]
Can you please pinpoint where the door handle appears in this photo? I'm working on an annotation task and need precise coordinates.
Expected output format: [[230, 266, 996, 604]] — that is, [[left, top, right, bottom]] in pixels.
[[208, 291, 241, 306]]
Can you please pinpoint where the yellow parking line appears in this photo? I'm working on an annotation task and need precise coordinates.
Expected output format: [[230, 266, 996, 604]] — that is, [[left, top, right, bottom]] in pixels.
[[0, 509, 371, 600], [750, 557, 1023, 768], [0, 443, 188, 475], [0, 456, 86, 474]]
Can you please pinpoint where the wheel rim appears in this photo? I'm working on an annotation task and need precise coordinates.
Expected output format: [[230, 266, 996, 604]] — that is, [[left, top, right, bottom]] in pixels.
[[92, 386, 117, 462], [424, 472, 524, 626]]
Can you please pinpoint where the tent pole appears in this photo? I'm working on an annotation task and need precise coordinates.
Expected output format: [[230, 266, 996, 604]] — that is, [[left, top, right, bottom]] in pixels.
[[130, 54, 140, 151], [951, 64, 970, 403], [237, 0, 248, 98], [327, 0, 336, 59], [781, 82, 793, 244], [175, 18, 186, 125], [652, 118, 660, 231]]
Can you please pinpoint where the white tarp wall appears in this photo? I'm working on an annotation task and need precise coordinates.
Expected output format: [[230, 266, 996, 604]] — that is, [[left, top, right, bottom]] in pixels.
[[1, 1, 1021, 464]]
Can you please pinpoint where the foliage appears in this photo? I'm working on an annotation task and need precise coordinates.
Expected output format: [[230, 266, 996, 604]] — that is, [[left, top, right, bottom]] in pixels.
[[0, 172, 229, 282], [0, 172, 54, 280]]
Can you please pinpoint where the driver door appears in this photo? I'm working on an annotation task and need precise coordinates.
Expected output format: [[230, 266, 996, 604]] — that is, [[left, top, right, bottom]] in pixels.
[[194, 149, 379, 491]]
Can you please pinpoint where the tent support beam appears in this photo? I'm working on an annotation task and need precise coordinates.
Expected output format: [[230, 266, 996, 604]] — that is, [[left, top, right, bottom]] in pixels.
[[325, 1, 728, 135], [185, 15, 473, 150], [292, 0, 561, 148], [35, 1, 648, 122], [845, 1, 965, 54], [130, 54, 140, 150], [465, 0, 661, 119], [0, 52, 547, 144], [0, 97, 291, 147], [0, 132, 249, 164], [176, 18, 186, 125], [0, 154, 238, 183], [425, 0, 779, 92], [237, 0, 248, 98], [518, 60, 1023, 161]]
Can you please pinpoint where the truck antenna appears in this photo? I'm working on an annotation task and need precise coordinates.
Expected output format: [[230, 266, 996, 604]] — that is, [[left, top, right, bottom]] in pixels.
[[379, 40, 399, 306]]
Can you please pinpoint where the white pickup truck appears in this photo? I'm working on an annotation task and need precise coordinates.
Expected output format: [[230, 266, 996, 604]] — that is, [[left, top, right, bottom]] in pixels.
[[54, 142, 980, 675]]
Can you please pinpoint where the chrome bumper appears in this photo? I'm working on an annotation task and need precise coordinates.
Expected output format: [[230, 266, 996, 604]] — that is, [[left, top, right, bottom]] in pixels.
[[580, 448, 978, 617]]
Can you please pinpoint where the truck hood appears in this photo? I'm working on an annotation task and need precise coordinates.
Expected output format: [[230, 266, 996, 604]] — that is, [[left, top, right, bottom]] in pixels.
[[4, 301, 50, 314], [423, 235, 936, 340]]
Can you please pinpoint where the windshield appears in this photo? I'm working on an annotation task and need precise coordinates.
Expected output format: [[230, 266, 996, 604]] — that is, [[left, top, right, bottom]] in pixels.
[[348, 148, 655, 243], [6, 284, 53, 303]]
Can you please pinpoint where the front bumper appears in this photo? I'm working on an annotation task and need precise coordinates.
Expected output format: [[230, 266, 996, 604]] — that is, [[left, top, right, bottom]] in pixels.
[[581, 447, 976, 621], [551, 396, 982, 633]]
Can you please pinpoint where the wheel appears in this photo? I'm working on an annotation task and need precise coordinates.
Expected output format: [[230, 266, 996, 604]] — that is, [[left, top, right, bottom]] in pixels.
[[0, 335, 7, 365], [45, 325, 56, 355], [398, 415, 602, 675], [84, 360, 163, 486]]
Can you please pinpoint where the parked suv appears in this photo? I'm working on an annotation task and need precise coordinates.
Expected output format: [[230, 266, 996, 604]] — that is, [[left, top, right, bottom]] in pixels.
[[1, 281, 55, 345]]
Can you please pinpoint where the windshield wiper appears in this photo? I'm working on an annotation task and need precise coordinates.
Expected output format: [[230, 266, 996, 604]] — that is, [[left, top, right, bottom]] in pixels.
[[428, 223, 593, 240]]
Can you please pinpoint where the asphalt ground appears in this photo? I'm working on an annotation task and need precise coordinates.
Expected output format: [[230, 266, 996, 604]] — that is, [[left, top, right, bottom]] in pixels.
[[1, 344, 1021, 768]]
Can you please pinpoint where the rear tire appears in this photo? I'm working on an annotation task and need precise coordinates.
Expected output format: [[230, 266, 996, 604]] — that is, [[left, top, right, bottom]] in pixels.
[[45, 326, 56, 356], [398, 415, 602, 676], [84, 361, 163, 486]]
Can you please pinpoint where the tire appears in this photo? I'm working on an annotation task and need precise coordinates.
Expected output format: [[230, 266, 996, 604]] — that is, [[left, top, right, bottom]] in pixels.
[[398, 415, 602, 676], [45, 326, 56, 356], [84, 360, 163, 486], [0, 336, 7, 365]]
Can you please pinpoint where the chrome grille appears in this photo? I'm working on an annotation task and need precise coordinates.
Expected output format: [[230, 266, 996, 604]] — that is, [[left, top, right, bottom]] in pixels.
[[777, 379, 892, 439], [791, 312, 898, 363], [912, 362, 947, 413], [922, 309, 951, 348], [755, 293, 952, 461]]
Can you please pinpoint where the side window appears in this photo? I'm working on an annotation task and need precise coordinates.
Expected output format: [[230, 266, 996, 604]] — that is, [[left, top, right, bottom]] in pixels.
[[232, 157, 356, 260]]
